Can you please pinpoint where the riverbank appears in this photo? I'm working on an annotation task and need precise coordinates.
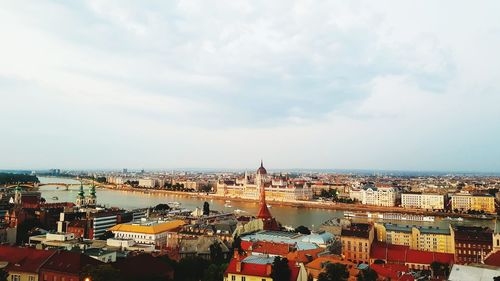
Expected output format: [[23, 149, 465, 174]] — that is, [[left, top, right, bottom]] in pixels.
[[99, 184, 497, 220]]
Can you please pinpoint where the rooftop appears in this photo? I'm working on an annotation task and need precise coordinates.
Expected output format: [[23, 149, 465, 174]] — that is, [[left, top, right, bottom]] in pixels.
[[108, 219, 185, 234], [448, 264, 500, 281], [0, 246, 56, 273]]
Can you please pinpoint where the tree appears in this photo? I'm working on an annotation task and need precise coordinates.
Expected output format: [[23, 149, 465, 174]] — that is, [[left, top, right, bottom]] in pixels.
[[357, 268, 377, 281], [295, 225, 311, 234], [270, 257, 291, 281], [232, 236, 242, 254], [203, 201, 210, 216], [153, 203, 171, 211], [318, 263, 349, 281], [0, 268, 8, 281], [203, 263, 228, 281], [174, 257, 209, 281], [488, 188, 499, 196], [96, 176, 107, 183], [201, 185, 211, 193], [430, 261, 449, 277], [81, 264, 121, 281], [209, 241, 225, 264], [99, 230, 114, 240]]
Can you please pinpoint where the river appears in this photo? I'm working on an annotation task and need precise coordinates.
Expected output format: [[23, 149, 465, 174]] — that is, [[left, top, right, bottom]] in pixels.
[[37, 177, 496, 230]]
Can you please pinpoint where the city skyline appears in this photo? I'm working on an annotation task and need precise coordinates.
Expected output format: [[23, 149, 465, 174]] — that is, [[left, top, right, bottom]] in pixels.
[[2, 1, 500, 172]]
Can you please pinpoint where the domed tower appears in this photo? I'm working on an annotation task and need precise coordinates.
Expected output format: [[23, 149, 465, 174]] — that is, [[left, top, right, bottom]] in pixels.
[[256, 159, 267, 186], [75, 182, 86, 207], [86, 182, 97, 207], [255, 161, 279, 230]]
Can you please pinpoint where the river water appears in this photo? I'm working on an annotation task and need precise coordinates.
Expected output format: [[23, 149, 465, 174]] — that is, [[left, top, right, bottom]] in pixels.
[[37, 177, 495, 230]]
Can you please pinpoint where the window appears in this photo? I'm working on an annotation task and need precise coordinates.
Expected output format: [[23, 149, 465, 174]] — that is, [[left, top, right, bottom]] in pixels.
[[29, 277, 35, 281], [231, 276, 236, 281], [11, 275, 21, 281], [241, 277, 246, 281]]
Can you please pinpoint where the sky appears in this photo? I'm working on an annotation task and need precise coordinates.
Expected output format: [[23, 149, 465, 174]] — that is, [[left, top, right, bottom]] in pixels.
[[1, 1, 500, 172]]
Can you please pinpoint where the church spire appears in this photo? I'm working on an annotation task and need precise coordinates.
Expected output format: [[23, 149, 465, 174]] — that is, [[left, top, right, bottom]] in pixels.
[[78, 182, 85, 197]]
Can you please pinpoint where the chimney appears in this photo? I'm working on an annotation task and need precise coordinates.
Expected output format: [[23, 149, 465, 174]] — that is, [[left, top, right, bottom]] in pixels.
[[266, 264, 272, 275], [236, 261, 242, 273], [233, 248, 240, 259]]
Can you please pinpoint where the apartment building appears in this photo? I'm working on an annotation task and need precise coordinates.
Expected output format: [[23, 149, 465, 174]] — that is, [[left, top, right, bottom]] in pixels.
[[374, 223, 454, 254], [451, 225, 493, 264], [350, 185, 398, 207], [341, 223, 374, 264], [401, 192, 445, 210], [451, 193, 495, 214]]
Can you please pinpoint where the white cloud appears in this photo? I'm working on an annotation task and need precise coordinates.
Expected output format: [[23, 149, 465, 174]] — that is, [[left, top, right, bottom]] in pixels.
[[0, 0, 499, 171]]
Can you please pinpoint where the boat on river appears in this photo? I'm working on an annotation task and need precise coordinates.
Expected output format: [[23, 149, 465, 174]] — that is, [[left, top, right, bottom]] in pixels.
[[444, 216, 464, 222], [167, 202, 182, 208], [344, 211, 435, 222]]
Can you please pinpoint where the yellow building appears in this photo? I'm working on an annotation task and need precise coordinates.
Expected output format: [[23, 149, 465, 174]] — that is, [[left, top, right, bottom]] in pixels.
[[451, 193, 495, 214], [374, 223, 454, 254], [341, 223, 374, 264]]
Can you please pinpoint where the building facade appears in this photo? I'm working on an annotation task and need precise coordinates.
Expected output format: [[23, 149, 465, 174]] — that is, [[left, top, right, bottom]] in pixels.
[[216, 162, 313, 202], [374, 223, 454, 254], [349, 185, 398, 207], [401, 193, 445, 210], [341, 223, 374, 264], [450, 193, 495, 214], [451, 226, 493, 264], [109, 219, 186, 248]]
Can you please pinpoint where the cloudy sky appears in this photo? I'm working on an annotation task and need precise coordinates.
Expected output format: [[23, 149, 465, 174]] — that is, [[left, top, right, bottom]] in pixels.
[[1, 1, 500, 172]]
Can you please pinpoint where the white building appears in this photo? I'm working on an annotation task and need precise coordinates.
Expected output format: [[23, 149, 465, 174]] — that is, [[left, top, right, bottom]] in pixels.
[[448, 264, 500, 281], [350, 185, 398, 207], [216, 162, 313, 202], [108, 219, 185, 248], [401, 193, 445, 210], [138, 178, 157, 188]]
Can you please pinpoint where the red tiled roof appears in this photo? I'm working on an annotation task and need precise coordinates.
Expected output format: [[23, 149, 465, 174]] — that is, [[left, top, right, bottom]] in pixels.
[[42, 251, 103, 274], [387, 245, 408, 263], [288, 247, 324, 263], [0, 246, 55, 273], [248, 241, 292, 256], [241, 241, 253, 251], [226, 259, 269, 278], [484, 250, 500, 267], [370, 263, 414, 280], [225, 255, 299, 281], [371, 242, 454, 265], [371, 242, 407, 262]]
